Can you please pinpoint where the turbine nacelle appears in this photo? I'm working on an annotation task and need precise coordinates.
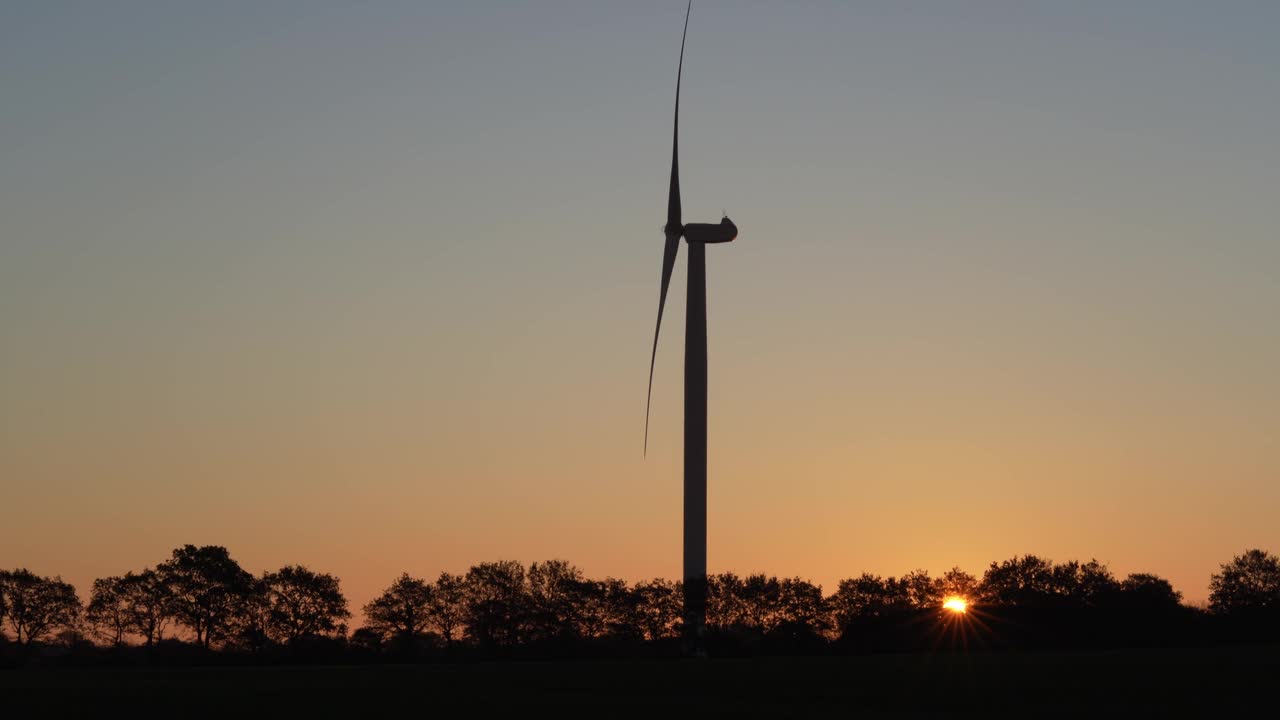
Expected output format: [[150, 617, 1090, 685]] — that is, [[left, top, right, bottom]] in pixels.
[[682, 216, 737, 244]]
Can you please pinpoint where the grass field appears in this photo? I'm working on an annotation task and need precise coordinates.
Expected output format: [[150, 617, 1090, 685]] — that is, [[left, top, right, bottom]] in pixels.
[[5, 646, 1277, 717]]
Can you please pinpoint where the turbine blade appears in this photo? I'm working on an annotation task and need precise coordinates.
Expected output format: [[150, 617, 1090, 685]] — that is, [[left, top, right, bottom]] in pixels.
[[648, 2, 691, 456], [645, 231, 681, 456], [667, 1, 690, 233]]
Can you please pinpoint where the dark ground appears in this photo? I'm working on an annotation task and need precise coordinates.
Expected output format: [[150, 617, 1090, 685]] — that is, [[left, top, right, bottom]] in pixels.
[[4, 645, 1276, 718]]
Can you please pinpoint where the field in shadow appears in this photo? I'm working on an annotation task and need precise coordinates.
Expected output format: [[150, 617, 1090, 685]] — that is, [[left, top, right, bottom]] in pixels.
[[5, 645, 1277, 717]]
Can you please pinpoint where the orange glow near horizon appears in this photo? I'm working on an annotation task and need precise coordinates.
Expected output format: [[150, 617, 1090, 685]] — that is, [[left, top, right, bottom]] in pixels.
[[943, 597, 969, 614]]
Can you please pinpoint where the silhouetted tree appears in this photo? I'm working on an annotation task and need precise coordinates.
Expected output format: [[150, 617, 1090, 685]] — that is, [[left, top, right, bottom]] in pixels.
[[591, 577, 636, 638], [1209, 549, 1280, 614], [555, 577, 632, 640], [1049, 559, 1118, 607], [1117, 573, 1182, 611], [230, 579, 273, 653], [126, 568, 173, 646], [54, 626, 88, 650], [735, 574, 780, 631], [427, 572, 467, 647], [0, 569, 81, 646], [900, 569, 943, 609], [84, 569, 173, 647], [464, 560, 528, 649], [747, 571, 783, 627], [828, 573, 910, 629], [157, 545, 255, 649], [1078, 560, 1119, 604], [85, 575, 134, 647], [362, 573, 433, 646], [980, 555, 1056, 606], [348, 626, 383, 654], [0, 553, 1245, 660], [940, 567, 980, 602], [707, 573, 750, 629], [262, 565, 350, 644], [774, 577, 828, 636], [629, 578, 681, 640], [713, 574, 827, 636], [527, 560, 586, 641]]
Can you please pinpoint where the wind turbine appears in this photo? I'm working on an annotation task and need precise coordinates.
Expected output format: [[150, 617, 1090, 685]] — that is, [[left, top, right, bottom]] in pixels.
[[645, 1, 737, 657]]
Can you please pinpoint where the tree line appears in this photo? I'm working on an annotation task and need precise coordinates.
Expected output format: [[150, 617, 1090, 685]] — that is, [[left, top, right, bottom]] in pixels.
[[3, 546, 1280, 664]]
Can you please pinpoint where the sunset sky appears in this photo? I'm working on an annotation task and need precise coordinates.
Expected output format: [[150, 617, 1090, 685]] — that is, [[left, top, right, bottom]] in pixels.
[[3, 1, 1278, 613]]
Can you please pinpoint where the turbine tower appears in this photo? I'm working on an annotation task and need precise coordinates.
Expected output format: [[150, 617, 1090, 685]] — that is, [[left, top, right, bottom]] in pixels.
[[645, 1, 737, 657]]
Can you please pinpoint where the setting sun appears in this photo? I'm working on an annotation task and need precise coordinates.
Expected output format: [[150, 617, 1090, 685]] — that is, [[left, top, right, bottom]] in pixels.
[[943, 597, 969, 614]]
